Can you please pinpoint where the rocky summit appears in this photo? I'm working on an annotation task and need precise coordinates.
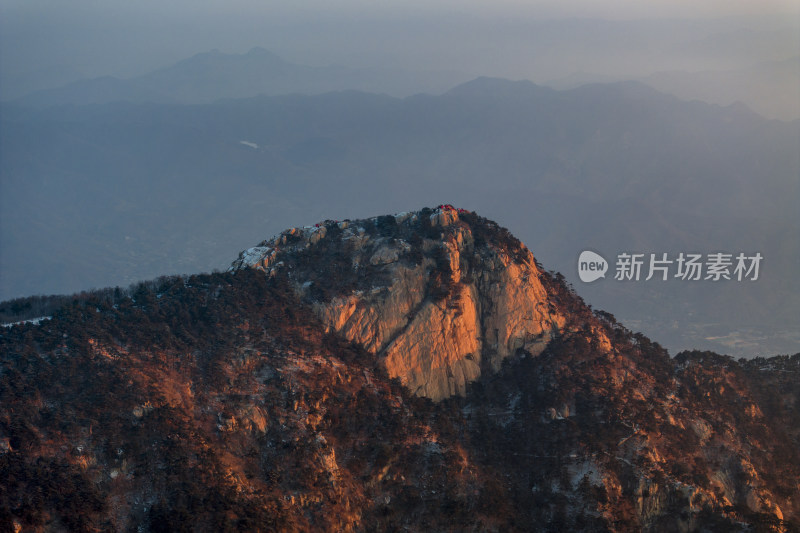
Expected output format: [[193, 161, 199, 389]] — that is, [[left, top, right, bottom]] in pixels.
[[1, 206, 798, 532], [231, 207, 577, 401]]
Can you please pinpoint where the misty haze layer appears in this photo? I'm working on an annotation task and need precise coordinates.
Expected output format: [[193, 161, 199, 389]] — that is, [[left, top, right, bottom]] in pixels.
[[1, 3, 798, 358], [2, 5, 798, 117], [1, 75, 798, 357]]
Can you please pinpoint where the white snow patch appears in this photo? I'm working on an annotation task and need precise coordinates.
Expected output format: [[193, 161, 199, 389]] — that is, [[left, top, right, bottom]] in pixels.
[[3, 316, 51, 328], [393, 211, 413, 223], [239, 140, 259, 149], [240, 246, 271, 266]]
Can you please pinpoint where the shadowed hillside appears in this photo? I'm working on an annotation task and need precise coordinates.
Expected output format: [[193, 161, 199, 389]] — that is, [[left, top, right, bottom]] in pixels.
[[1, 208, 797, 531]]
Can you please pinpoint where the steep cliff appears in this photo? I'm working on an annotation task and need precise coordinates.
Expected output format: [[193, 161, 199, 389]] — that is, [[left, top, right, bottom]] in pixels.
[[231, 207, 575, 400]]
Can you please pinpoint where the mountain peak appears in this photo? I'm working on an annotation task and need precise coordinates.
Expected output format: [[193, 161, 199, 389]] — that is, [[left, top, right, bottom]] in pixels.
[[173, 47, 288, 67], [232, 206, 597, 400], [445, 76, 554, 99], [245, 46, 275, 57]]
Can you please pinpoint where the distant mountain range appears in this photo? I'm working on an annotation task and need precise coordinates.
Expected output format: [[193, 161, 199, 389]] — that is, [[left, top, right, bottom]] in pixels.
[[545, 56, 800, 121], [10, 47, 472, 106], [545, 57, 800, 121], [1, 208, 798, 531], [15, 47, 797, 122], [640, 56, 800, 121], [1, 76, 797, 357]]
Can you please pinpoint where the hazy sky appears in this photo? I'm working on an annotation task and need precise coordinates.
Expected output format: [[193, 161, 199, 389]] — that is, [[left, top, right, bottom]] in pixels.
[[4, 0, 798, 17], [2, 0, 797, 97]]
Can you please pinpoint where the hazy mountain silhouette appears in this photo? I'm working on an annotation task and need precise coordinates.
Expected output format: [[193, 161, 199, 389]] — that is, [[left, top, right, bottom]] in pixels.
[[1, 79, 797, 356], [640, 56, 800, 121], [12, 47, 471, 106]]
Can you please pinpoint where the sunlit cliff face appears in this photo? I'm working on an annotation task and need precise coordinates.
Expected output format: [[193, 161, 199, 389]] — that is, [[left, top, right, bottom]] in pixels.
[[232, 207, 589, 400]]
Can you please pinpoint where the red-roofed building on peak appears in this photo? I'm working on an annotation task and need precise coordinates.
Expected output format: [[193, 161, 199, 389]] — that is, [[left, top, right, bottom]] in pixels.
[[437, 204, 470, 214]]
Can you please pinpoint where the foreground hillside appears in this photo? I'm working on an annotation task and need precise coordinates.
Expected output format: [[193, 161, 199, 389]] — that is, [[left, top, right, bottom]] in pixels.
[[1, 208, 798, 531]]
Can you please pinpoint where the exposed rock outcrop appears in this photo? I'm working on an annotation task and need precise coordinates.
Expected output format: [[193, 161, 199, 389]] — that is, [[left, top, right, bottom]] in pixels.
[[232, 207, 569, 400]]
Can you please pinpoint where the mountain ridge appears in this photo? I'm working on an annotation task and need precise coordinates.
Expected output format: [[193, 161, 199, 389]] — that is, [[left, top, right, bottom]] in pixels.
[[10, 47, 471, 107], [1, 207, 798, 530], [230, 206, 576, 401]]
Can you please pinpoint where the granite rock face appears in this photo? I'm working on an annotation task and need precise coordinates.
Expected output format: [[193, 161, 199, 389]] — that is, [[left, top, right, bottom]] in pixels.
[[232, 207, 570, 400]]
